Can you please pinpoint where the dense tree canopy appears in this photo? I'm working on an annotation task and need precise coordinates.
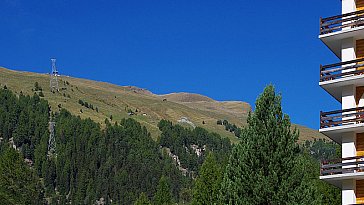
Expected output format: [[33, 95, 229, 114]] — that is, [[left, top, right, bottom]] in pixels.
[[0, 145, 43, 205], [158, 119, 232, 174], [219, 85, 321, 205], [0, 88, 236, 204], [0, 86, 342, 205]]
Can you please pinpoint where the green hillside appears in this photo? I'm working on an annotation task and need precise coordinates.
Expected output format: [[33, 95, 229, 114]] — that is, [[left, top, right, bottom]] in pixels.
[[0, 67, 326, 143]]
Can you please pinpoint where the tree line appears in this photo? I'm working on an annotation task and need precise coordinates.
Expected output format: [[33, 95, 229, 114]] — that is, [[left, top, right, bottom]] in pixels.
[[216, 119, 241, 137], [0, 86, 342, 204], [0, 87, 233, 204]]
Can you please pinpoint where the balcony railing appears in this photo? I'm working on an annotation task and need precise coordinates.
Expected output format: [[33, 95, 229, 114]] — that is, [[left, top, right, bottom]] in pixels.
[[321, 156, 364, 176], [320, 58, 364, 82], [320, 9, 364, 35], [320, 106, 364, 129]]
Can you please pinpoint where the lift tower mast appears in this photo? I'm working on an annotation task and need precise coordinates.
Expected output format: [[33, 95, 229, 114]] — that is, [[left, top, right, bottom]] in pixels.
[[50, 58, 59, 92]]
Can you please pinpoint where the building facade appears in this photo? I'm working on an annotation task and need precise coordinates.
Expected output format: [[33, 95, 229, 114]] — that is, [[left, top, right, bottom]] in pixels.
[[319, 0, 364, 204]]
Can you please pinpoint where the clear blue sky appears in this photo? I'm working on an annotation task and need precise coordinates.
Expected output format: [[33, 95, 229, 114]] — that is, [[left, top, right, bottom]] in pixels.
[[0, 0, 342, 129]]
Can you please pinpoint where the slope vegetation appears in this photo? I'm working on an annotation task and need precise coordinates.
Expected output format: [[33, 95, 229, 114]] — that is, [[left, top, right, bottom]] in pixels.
[[0, 67, 325, 143]]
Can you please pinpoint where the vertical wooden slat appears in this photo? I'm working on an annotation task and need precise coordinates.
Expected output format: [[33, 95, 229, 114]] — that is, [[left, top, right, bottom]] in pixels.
[[356, 40, 364, 70], [356, 87, 364, 105], [357, 180, 364, 203], [356, 40, 364, 58], [357, 0, 364, 11], [357, 133, 364, 156]]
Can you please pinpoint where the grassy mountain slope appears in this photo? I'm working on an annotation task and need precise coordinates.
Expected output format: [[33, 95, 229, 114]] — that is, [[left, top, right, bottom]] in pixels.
[[0, 67, 326, 143]]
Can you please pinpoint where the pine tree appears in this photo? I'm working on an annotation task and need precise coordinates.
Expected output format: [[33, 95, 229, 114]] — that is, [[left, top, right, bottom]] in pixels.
[[134, 192, 151, 205], [0, 145, 43, 204], [192, 152, 222, 205], [153, 176, 172, 205], [219, 85, 321, 205]]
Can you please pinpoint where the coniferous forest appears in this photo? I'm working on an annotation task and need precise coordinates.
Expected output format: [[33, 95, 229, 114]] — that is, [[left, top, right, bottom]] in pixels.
[[0, 86, 341, 204]]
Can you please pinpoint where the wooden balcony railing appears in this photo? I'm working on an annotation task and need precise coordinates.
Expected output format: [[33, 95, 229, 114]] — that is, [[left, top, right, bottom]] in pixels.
[[321, 156, 364, 176], [320, 106, 364, 129], [320, 9, 364, 35], [320, 58, 364, 82]]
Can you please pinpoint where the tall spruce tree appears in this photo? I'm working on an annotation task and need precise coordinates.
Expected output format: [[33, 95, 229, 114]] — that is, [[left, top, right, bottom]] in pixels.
[[192, 152, 222, 205], [153, 176, 172, 205], [219, 85, 321, 205]]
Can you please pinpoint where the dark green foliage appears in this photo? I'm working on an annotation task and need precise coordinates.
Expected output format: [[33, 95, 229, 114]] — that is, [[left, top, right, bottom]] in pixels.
[[134, 192, 151, 205], [304, 152, 341, 205], [158, 120, 232, 173], [217, 119, 241, 137], [53, 111, 186, 204], [128, 108, 134, 114], [179, 188, 192, 204], [301, 140, 341, 204], [153, 176, 172, 205], [303, 139, 340, 161], [0, 145, 43, 205], [34, 82, 42, 91], [78, 99, 95, 111], [219, 85, 321, 204], [0, 89, 188, 204], [0, 89, 49, 161], [0, 87, 339, 204], [192, 152, 222, 205]]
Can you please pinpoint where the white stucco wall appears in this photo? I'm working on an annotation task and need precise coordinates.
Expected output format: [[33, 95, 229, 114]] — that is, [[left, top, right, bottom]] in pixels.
[[342, 85, 356, 110], [341, 35, 357, 204], [342, 179, 356, 205], [342, 38, 356, 70], [342, 0, 356, 14], [342, 133, 356, 158]]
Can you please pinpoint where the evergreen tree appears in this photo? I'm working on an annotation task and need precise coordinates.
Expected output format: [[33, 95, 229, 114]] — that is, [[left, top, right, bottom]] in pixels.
[[0, 145, 43, 205], [134, 192, 151, 205], [192, 152, 222, 205], [154, 176, 172, 205], [219, 85, 321, 205]]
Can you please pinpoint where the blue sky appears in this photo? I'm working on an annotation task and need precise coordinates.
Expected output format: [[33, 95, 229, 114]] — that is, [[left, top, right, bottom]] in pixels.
[[0, 0, 342, 129]]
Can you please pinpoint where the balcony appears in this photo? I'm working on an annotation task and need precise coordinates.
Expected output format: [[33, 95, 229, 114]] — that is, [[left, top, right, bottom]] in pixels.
[[320, 10, 364, 35], [320, 156, 364, 188], [319, 10, 364, 58], [321, 156, 364, 175], [320, 58, 364, 102], [320, 107, 364, 143]]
